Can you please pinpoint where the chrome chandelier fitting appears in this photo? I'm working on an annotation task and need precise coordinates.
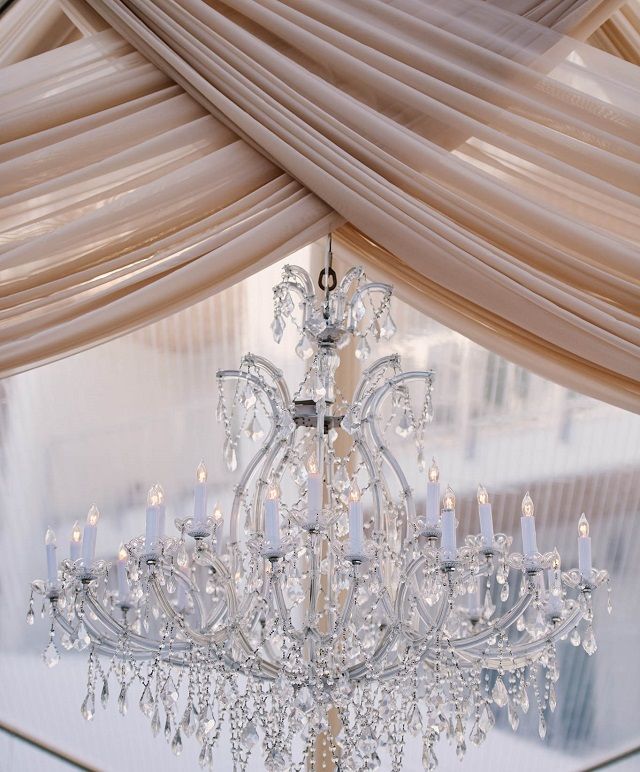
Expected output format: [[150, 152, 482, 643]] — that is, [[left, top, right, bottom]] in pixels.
[[30, 245, 611, 771]]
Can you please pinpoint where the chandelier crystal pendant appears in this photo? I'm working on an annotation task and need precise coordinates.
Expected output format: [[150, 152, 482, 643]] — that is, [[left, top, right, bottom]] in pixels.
[[30, 246, 611, 771]]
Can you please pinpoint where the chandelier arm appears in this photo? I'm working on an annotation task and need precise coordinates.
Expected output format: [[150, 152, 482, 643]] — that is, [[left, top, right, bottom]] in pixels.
[[216, 370, 282, 547], [352, 355, 400, 411], [317, 569, 358, 647], [283, 264, 315, 297], [454, 603, 583, 669], [53, 608, 169, 661], [353, 437, 384, 533], [337, 266, 364, 294], [361, 371, 435, 535], [241, 353, 291, 407], [272, 572, 305, 642], [347, 283, 393, 331], [79, 591, 192, 656], [449, 591, 535, 652]]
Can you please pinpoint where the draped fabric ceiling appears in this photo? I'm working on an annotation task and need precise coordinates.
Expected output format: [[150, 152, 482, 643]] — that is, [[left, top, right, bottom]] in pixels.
[[0, 0, 639, 411]]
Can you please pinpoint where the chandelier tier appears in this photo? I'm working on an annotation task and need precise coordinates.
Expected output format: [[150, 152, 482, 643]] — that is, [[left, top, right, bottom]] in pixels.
[[31, 249, 610, 771]]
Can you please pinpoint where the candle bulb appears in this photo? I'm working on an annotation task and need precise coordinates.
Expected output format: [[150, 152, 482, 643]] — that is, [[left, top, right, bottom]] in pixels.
[[306, 452, 322, 528], [193, 461, 208, 525], [477, 484, 494, 546], [117, 543, 129, 603], [45, 528, 57, 585], [82, 504, 100, 565], [441, 485, 457, 556], [578, 513, 592, 580], [264, 482, 281, 550], [348, 482, 364, 556], [520, 491, 537, 557], [70, 521, 82, 562], [145, 484, 165, 554], [425, 458, 440, 527]]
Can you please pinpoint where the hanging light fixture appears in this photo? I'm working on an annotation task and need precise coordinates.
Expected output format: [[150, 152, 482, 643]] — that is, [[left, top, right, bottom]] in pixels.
[[30, 241, 611, 770]]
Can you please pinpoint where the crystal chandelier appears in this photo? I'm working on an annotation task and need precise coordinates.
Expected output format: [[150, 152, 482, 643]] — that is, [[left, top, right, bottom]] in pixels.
[[30, 245, 611, 771]]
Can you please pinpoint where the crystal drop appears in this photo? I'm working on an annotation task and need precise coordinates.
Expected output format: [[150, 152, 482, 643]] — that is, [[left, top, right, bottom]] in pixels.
[[549, 683, 557, 712], [176, 542, 188, 568], [352, 296, 366, 322], [341, 410, 354, 435], [456, 739, 466, 760], [81, 691, 95, 721], [492, 677, 508, 708], [607, 593, 613, 614], [379, 310, 397, 340], [484, 592, 496, 619], [395, 410, 414, 438], [198, 743, 208, 768], [216, 395, 224, 422], [520, 687, 529, 714], [479, 702, 495, 733], [139, 684, 155, 718], [355, 336, 370, 360], [538, 715, 547, 739], [516, 616, 526, 632], [281, 291, 294, 317], [500, 582, 510, 602], [422, 744, 438, 771], [26, 607, 34, 625], [60, 632, 74, 650], [43, 641, 59, 668], [570, 628, 581, 647], [295, 686, 314, 713], [417, 447, 426, 473], [508, 703, 519, 731], [171, 729, 183, 756], [100, 679, 109, 708], [181, 705, 197, 737], [469, 721, 485, 746], [407, 705, 422, 736], [327, 427, 338, 444], [241, 720, 259, 749], [242, 385, 256, 409], [271, 315, 285, 343], [151, 706, 161, 737], [223, 438, 237, 472], [162, 676, 179, 704], [164, 713, 172, 741], [165, 575, 176, 594], [370, 751, 382, 769], [117, 684, 128, 716], [75, 621, 90, 651], [334, 464, 350, 492], [582, 626, 597, 656], [295, 334, 314, 360], [245, 414, 265, 442]]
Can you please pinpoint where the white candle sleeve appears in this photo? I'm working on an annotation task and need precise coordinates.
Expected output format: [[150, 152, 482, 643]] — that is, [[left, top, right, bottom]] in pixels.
[[46, 544, 57, 584], [194, 482, 207, 524], [82, 525, 97, 564], [158, 502, 166, 540], [145, 508, 159, 553], [117, 561, 129, 601], [265, 499, 281, 548], [426, 482, 440, 526], [520, 516, 538, 557], [578, 536, 592, 579], [70, 540, 81, 562], [441, 509, 457, 554], [307, 474, 322, 526], [348, 500, 364, 556], [479, 502, 494, 545]]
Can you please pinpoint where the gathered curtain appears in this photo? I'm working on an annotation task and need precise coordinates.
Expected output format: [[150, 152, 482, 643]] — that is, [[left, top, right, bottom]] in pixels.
[[0, 29, 339, 375], [0, 0, 639, 411]]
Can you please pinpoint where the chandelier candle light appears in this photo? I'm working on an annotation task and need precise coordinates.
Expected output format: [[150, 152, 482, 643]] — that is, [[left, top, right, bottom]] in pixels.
[[30, 244, 611, 771]]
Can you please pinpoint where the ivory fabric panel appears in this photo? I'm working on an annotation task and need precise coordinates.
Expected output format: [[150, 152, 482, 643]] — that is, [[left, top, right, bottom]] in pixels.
[[80, 0, 640, 411], [0, 30, 340, 376]]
